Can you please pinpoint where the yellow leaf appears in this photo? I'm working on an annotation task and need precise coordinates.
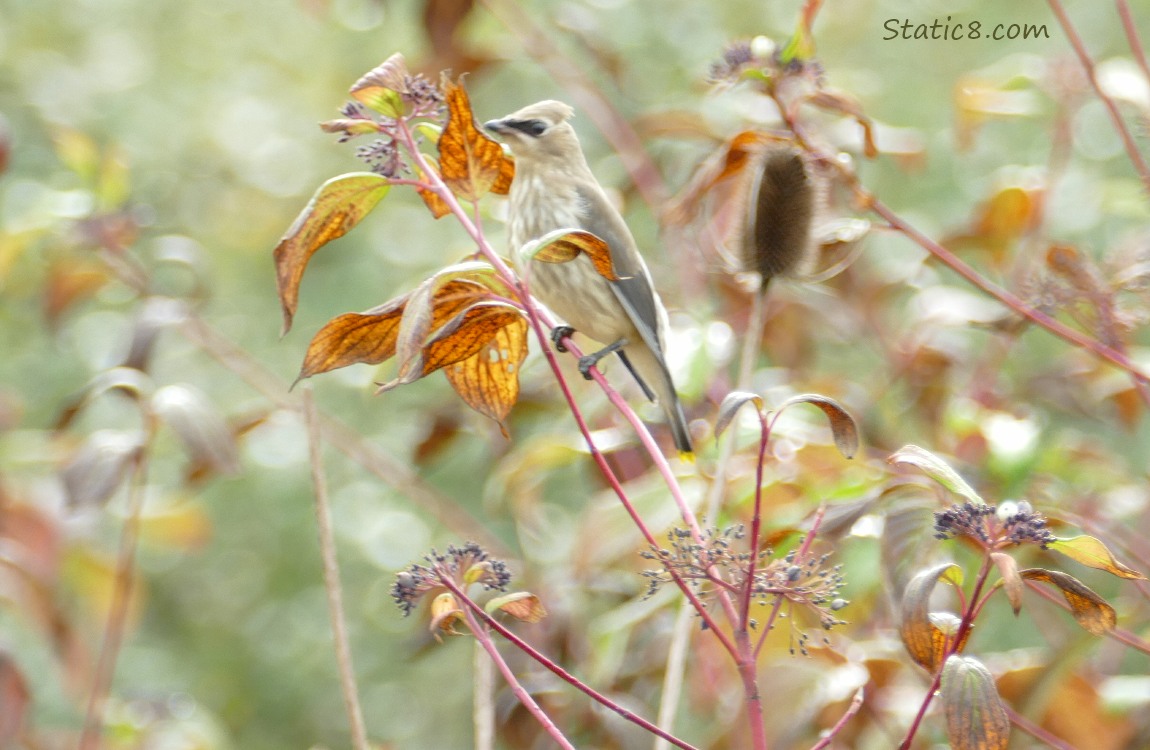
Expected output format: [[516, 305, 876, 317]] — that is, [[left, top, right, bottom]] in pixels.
[[1049, 535, 1146, 580]]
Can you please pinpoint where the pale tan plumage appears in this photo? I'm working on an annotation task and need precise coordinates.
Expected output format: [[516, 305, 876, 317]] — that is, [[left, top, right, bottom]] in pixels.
[[485, 100, 693, 455]]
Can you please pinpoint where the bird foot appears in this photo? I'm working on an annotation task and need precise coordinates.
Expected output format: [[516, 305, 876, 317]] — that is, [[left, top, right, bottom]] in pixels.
[[577, 339, 626, 380], [551, 325, 576, 353]]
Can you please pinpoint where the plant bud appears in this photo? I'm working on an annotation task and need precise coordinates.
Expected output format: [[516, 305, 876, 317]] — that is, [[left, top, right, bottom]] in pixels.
[[742, 145, 817, 293]]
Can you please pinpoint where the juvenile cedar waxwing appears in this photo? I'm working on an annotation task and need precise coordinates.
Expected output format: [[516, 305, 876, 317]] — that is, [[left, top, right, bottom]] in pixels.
[[485, 101, 693, 456]]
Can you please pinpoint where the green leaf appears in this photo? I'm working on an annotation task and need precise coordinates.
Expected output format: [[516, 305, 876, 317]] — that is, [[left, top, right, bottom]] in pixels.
[[939, 655, 1011, 750], [273, 173, 391, 334], [1049, 535, 1146, 580], [888, 445, 983, 504]]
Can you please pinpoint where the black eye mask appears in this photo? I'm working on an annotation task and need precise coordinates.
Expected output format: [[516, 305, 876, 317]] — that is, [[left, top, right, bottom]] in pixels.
[[508, 119, 548, 137]]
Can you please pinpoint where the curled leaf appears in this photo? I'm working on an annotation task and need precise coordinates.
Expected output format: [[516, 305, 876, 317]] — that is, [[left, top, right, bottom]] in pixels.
[[714, 391, 764, 440], [1049, 535, 1146, 580], [349, 52, 409, 118], [61, 429, 145, 509], [1021, 568, 1116, 635], [522, 228, 621, 281], [773, 393, 859, 459], [273, 172, 391, 334], [485, 592, 548, 623], [899, 562, 966, 671], [939, 655, 1011, 750], [429, 591, 465, 639], [888, 445, 983, 504], [152, 384, 241, 476], [990, 551, 1023, 616]]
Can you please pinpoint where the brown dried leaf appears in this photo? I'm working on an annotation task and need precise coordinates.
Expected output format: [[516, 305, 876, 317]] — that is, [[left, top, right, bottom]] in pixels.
[[939, 655, 1011, 750], [349, 53, 409, 117], [61, 429, 145, 509], [444, 315, 527, 430], [805, 89, 878, 158], [714, 391, 764, 440], [774, 393, 859, 459], [990, 551, 1023, 615], [151, 384, 241, 476], [664, 130, 775, 225], [273, 172, 391, 333], [1021, 568, 1117, 635], [438, 80, 515, 202]]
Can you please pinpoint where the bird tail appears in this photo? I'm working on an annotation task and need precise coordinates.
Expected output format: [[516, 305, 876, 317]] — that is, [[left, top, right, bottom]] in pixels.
[[623, 344, 694, 458]]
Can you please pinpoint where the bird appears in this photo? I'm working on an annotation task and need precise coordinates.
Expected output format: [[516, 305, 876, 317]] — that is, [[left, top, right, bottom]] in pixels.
[[484, 100, 693, 456]]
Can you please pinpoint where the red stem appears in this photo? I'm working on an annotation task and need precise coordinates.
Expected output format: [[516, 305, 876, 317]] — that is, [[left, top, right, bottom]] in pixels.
[[1116, 0, 1150, 86], [1047, 0, 1150, 195], [441, 577, 701, 750], [459, 604, 578, 750]]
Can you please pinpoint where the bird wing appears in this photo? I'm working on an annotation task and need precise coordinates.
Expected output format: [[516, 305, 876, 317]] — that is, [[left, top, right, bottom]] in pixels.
[[574, 184, 666, 358]]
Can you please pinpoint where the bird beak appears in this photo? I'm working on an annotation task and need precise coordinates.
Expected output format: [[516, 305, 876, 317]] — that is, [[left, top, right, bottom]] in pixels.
[[483, 119, 510, 136]]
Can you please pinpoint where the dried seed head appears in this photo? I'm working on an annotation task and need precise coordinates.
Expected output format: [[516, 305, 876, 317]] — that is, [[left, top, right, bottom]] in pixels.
[[742, 146, 817, 293]]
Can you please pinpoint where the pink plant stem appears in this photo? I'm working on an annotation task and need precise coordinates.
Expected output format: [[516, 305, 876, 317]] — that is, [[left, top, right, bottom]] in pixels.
[[808, 687, 865, 750], [1048, 0, 1150, 195], [866, 199, 1150, 385], [461, 606, 578, 750], [1003, 704, 1076, 750], [79, 417, 156, 750], [740, 411, 771, 627], [754, 504, 827, 659], [1024, 581, 1150, 655], [1116, 0, 1150, 85], [441, 577, 701, 750]]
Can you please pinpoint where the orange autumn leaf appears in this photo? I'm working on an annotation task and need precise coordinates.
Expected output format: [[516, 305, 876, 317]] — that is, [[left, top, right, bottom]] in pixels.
[[523, 228, 621, 282], [444, 315, 528, 431], [438, 80, 515, 202], [296, 278, 490, 382]]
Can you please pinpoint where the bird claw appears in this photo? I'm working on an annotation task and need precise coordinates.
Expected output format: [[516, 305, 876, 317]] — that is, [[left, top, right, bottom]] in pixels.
[[577, 354, 598, 380], [551, 325, 575, 353]]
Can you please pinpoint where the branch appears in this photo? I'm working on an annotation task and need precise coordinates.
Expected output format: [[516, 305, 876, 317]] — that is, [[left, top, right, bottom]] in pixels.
[[302, 387, 369, 750]]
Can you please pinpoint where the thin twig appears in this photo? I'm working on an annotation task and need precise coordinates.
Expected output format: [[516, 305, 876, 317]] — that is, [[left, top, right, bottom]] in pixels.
[[1116, 0, 1150, 87], [657, 289, 769, 750], [440, 577, 701, 750], [1004, 703, 1077, 750], [462, 606, 578, 750], [808, 687, 865, 750], [474, 639, 496, 750], [302, 387, 369, 750], [1047, 0, 1150, 195], [78, 417, 156, 750]]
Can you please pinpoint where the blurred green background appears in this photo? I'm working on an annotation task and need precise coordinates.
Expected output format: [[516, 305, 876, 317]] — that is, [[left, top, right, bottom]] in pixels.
[[3, 0, 1150, 748]]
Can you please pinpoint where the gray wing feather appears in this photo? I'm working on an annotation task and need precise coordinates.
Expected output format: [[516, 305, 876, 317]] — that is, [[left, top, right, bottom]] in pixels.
[[574, 185, 666, 356]]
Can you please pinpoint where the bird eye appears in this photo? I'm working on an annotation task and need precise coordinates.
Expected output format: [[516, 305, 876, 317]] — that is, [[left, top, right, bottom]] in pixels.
[[510, 119, 548, 137]]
